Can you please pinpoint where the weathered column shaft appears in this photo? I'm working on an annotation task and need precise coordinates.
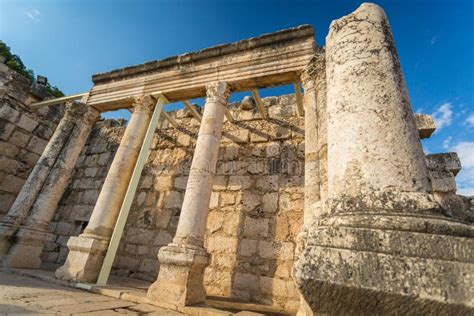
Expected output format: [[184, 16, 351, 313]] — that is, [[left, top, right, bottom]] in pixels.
[[325, 5, 430, 198], [174, 82, 229, 245], [147, 81, 229, 308], [55, 95, 155, 283], [293, 4, 473, 315], [301, 52, 327, 224], [2, 103, 99, 268], [84, 96, 155, 239], [0, 106, 76, 255]]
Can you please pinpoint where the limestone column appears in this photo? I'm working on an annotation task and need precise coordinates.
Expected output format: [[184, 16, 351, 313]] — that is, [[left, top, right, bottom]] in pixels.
[[147, 81, 229, 307], [0, 105, 76, 256], [293, 3, 473, 315], [56, 95, 155, 283], [2, 102, 99, 268], [296, 52, 327, 316]]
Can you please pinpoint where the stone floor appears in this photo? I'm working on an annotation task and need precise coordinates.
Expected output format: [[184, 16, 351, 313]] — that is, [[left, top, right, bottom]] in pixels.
[[0, 271, 183, 315]]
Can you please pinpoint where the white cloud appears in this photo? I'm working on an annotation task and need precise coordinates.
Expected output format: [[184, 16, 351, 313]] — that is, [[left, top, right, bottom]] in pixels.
[[443, 136, 452, 150], [466, 113, 474, 127], [451, 141, 474, 197], [24, 7, 41, 21], [432, 102, 452, 131], [430, 36, 437, 46]]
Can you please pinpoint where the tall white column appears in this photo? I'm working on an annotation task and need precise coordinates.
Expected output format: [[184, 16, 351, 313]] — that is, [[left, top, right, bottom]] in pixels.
[[2, 102, 99, 268], [147, 81, 229, 308], [294, 4, 472, 314], [0, 104, 77, 256], [56, 95, 155, 283]]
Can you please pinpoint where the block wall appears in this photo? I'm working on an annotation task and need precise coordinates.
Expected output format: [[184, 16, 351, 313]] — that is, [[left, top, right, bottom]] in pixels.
[[0, 64, 64, 220], [41, 94, 304, 311]]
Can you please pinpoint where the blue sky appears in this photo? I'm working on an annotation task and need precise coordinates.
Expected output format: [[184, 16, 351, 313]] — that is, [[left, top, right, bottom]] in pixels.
[[1, 0, 473, 195]]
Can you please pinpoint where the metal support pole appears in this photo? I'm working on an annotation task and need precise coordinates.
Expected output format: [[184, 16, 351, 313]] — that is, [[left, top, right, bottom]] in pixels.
[[30, 92, 90, 109], [95, 93, 168, 286]]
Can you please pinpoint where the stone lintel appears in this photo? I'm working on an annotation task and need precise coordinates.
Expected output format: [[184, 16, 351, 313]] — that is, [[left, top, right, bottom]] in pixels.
[[87, 26, 316, 111], [414, 114, 436, 139]]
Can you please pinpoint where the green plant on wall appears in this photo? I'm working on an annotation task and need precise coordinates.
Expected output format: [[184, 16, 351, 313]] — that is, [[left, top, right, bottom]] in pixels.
[[0, 41, 64, 98]]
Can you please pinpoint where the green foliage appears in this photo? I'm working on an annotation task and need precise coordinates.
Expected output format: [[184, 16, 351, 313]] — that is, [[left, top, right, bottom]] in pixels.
[[0, 41, 64, 97]]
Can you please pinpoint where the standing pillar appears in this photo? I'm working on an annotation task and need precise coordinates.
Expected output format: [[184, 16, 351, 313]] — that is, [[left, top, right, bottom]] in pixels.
[[2, 102, 99, 268], [147, 81, 229, 307], [0, 104, 77, 256], [296, 52, 327, 316], [293, 3, 473, 315], [56, 95, 155, 283]]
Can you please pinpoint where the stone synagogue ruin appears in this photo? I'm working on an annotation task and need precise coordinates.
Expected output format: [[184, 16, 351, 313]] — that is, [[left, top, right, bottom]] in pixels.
[[0, 3, 473, 315]]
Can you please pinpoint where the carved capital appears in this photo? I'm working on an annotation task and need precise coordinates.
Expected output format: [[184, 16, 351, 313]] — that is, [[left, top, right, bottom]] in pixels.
[[131, 94, 156, 114], [205, 81, 230, 103], [301, 51, 326, 91], [64, 102, 100, 125]]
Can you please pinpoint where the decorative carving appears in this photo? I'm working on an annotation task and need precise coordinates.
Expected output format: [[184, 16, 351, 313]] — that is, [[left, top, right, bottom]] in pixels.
[[205, 81, 230, 103]]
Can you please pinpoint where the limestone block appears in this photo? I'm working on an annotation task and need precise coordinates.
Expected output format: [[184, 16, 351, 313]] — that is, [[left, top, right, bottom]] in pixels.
[[207, 211, 224, 233], [0, 121, 15, 140], [234, 272, 258, 291], [228, 175, 252, 191], [256, 175, 279, 192], [224, 145, 240, 160], [426, 152, 462, 176], [415, 114, 436, 139], [209, 191, 219, 209], [220, 192, 236, 206], [139, 175, 153, 189], [163, 191, 182, 209], [0, 105, 20, 123], [206, 236, 238, 253], [16, 114, 38, 132], [9, 130, 30, 147], [262, 192, 278, 213], [243, 216, 269, 238], [429, 170, 457, 193], [251, 132, 269, 143], [212, 176, 228, 191], [0, 174, 25, 193], [224, 129, 250, 143], [0, 141, 19, 158], [177, 134, 191, 147], [27, 136, 48, 155], [239, 192, 262, 212], [239, 239, 258, 257], [154, 176, 173, 191], [97, 152, 111, 166]]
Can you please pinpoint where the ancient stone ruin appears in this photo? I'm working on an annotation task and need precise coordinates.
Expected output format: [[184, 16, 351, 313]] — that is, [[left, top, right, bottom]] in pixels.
[[0, 3, 472, 315]]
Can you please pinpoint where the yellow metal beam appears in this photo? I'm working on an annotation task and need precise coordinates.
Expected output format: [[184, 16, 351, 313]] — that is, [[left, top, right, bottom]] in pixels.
[[182, 100, 202, 121], [96, 93, 168, 286], [30, 92, 90, 110], [293, 83, 304, 116], [251, 89, 268, 119]]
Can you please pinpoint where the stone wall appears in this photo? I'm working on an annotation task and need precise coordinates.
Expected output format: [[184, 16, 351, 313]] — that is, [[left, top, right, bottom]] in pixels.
[[0, 64, 63, 220], [40, 94, 304, 311]]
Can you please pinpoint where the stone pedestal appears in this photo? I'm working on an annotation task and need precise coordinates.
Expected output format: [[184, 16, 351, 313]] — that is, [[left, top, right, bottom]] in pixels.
[[56, 95, 155, 283], [293, 3, 474, 315], [148, 82, 229, 307]]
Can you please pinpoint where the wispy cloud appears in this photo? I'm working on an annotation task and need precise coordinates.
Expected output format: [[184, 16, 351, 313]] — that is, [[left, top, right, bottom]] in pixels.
[[430, 36, 437, 46], [24, 7, 41, 22], [466, 113, 474, 127], [443, 136, 452, 150], [451, 141, 474, 197], [432, 102, 453, 131]]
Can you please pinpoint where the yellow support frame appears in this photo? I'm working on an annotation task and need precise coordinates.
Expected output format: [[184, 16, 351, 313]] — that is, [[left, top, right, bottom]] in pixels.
[[96, 92, 169, 286]]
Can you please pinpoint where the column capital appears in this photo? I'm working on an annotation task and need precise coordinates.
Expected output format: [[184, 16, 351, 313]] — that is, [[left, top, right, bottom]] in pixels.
[[131, 94, 156, 114], [205, 81, 230, 102], [64, 102, 100, 125], [301, 52, 325, 89]]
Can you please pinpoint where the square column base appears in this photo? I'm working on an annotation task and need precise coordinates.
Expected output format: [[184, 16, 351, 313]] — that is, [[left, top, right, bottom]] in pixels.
[[2, 227, 53, 268], [293, 213, 474, 315], [147, 243, 210, 308], [55, 235, 109, 283]]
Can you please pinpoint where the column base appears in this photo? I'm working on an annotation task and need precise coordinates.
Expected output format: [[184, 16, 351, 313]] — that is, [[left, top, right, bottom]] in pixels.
[[55, 234, 109, 283], [293, 198, 474, 315], [147, 243, 210, 308], [1, 227, 53, 268], [0, 222, 18, 257]]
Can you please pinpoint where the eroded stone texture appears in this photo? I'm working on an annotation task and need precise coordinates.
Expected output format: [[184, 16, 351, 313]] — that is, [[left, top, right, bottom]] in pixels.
[[415, 113, 436, 139], [293, 3, 474, 315], [55, 95, 155, 283], [2, 102, 99, 268], [147, 82, 230, 307]]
